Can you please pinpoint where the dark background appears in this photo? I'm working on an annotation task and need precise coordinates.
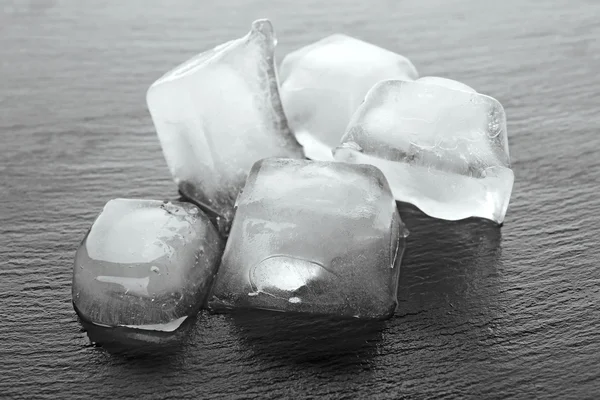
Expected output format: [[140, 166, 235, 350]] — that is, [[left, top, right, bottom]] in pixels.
[[1, 0, 599, 398]]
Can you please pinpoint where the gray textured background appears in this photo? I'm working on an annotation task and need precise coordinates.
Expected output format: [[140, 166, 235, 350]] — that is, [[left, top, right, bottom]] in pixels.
[[1, 0, 599, 398]]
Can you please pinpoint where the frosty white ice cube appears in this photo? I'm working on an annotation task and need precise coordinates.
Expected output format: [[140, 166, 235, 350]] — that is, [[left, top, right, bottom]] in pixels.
[[147, 20, 304, 230], [72, 199, 222, 341], [333, 77, 513, 224], [208, 158, 406, 319], [279, 34, 418, 161]]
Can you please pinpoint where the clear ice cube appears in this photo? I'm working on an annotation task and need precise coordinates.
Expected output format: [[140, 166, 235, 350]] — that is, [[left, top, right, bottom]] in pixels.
[[147, 20, 304, 230], [72, 199, 223, 341], [208, 158, 406, 320], [279, 34, 418, 161], [333, 77, 513, 224]]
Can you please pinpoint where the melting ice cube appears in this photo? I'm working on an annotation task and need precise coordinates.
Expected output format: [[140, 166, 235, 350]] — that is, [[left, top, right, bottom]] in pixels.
[[208, 158, 406, 320], [147, 20, 304, 231], [72, 199, 223, 343], [333, 77, 513, 224], [279, 34, 418, 161]]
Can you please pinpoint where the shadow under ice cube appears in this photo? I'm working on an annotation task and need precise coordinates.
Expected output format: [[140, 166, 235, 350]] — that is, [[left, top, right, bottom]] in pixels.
[[146, 20, 304, 233], [279, 34, 418, 161], [208, 158, 406, 320], [72, 199, 222, 345], [334, 77, 514, 224]]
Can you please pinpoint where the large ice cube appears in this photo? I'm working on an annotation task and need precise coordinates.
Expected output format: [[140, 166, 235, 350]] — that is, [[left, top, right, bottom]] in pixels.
[[208, 158, 406, 320], [72, 199, 223, 343], [147, 20, 304, 231], [279, 34, 418, 161], [333, 77, 513, 224]]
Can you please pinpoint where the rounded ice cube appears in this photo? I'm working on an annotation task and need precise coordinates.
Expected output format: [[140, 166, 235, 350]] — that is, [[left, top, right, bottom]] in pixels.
[[280, 34, 418, 161], [146, 20, 304, 234], [208, 158, 406, 320], [72, 199, 223, 343], [333, 77, 513, 224]]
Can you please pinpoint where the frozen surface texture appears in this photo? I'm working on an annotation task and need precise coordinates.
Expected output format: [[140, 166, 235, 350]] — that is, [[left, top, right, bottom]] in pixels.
[[279, 34, 418, 161], [334, 77, 513, 224], [208, 158, 406, 319], [147, 19, 304, 230], [72, 199, 223, 341]]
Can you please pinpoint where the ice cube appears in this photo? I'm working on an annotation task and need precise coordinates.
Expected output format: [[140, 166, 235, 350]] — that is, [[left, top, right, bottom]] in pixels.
[[279, 34, 418, 161], [333, 77, 513, 224], [208, 158, 406, 320], [72, 199, 223, 343], [147, 20, 304, 231]]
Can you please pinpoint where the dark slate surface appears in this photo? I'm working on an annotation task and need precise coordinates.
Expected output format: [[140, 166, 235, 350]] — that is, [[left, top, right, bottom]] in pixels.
[[1, 0, 599, 398]]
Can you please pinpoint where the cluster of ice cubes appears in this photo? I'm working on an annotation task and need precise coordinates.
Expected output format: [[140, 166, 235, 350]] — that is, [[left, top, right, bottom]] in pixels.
[[73, 19, 512, 346]]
